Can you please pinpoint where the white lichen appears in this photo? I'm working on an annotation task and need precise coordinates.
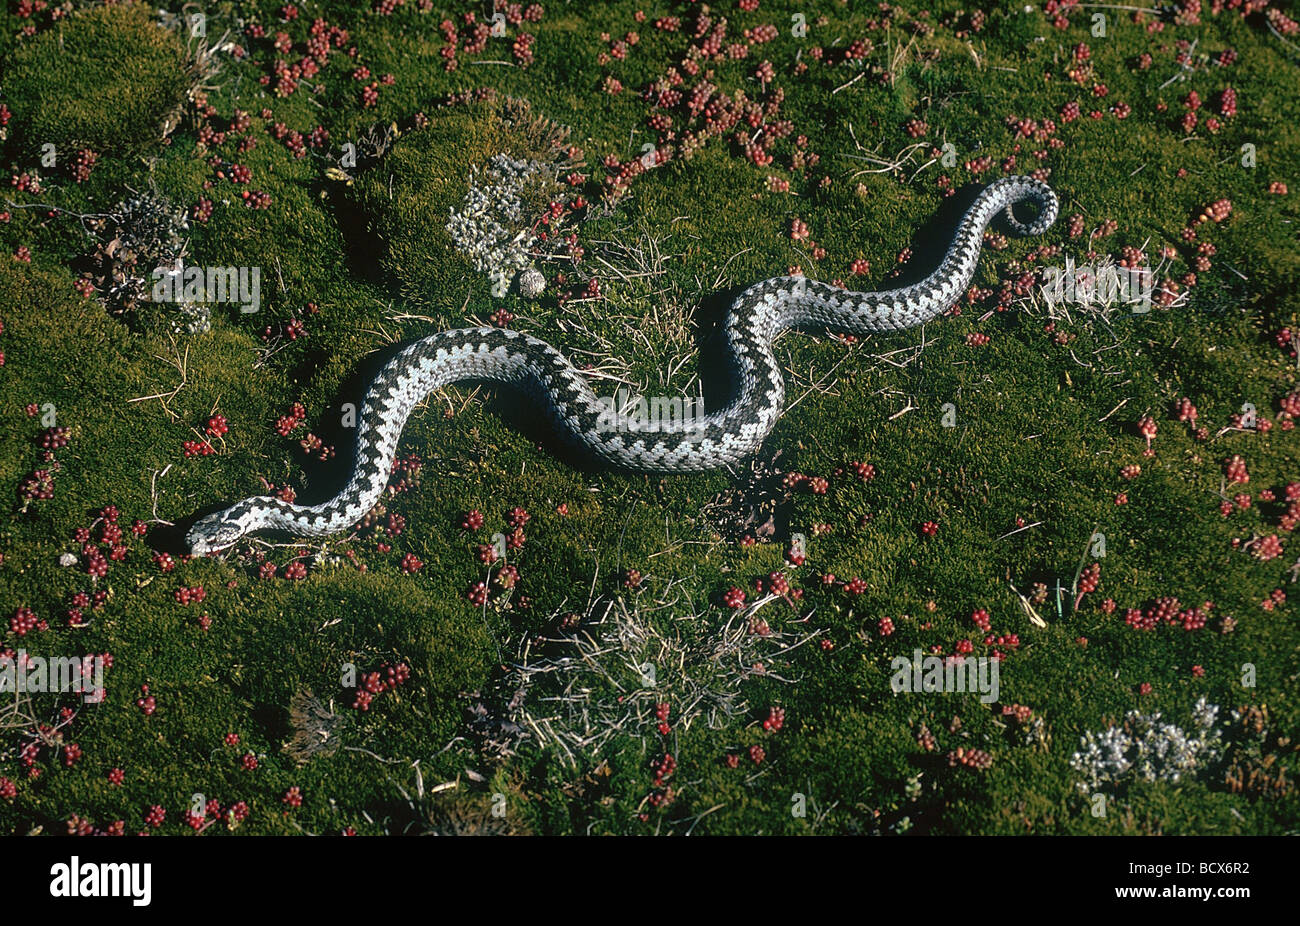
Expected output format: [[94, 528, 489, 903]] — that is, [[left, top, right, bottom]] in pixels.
[[175, 300, 213, 335], [1070, 696, 1223, 794], [150, 259, 212, 335], [445, 153, 548, 297]]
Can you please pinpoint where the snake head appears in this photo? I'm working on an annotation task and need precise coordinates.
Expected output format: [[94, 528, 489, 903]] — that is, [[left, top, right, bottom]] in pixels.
[[186, 509, 249, 556]]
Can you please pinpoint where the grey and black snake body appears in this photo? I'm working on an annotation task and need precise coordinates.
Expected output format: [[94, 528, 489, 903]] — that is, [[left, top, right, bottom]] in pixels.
[[187, 176, 1058, 555]]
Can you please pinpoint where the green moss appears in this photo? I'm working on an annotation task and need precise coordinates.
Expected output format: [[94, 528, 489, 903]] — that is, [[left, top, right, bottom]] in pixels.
[[3, 3, 188, 157]]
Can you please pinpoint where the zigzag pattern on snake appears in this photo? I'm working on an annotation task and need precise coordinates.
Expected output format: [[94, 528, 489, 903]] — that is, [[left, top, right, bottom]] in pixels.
[[187, 176, 1058, 555]]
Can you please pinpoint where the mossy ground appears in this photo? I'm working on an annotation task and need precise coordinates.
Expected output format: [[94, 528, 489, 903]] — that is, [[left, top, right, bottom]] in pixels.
[[0, 1, 1298, 835], [3, 3, 190, 157]]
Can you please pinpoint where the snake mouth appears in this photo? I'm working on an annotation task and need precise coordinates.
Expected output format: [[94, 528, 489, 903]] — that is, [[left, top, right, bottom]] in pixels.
[[186, 533, 225, 557], [186, 514, 245, 556]]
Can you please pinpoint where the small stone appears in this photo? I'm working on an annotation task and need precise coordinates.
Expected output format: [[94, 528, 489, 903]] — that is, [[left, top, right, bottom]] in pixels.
[[518, 267, 546, 299], [59, 552, 78, 567]]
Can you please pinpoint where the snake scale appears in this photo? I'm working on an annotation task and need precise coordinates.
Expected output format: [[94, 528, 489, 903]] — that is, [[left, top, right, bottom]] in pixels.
[[186, 176, 1058, 555]]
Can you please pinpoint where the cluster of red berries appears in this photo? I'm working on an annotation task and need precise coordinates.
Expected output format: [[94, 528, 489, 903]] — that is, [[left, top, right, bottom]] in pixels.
[[1136, 415, 1158, 449], [1260, 588, 1286, 611], [9, 607, 45, 636], [947, 747, 993, 770], [1002, 703, 1033, 724], [762, 706, 785, 733], [466, 581, 489, 606], [19, 740, 42, 778], [1194, 198, 1233, 225], [644, 787, 675, 814], [782, 471, 829, 494], [438, 15, 490, 72], [297, 432, 334, 462], [10, 172, 41, 194], [760, 571, 789, 597], [174, 585, 206, 605], [384, 453, 423, 496], [654, 701, 671, 735], [275, 401, 308, 437], [206, 414, 229, 438], [226, 801, 251, 829], [844, 460, 876, 481], [981, 633, 1019, 657], [18, 469, 54, 503], [36, 426, 69, 450], [651, 752, 676, 786], [1172, 396, 1202, 429], [350, 661, 411, 711], [1253, 534, 1284, 562], [511, 31, 535, 67], [136, 685, 157, 715], [1217, 86, 1237, 118], [1124, 597, 1215, 632], [1075, 562, 1100, 607]]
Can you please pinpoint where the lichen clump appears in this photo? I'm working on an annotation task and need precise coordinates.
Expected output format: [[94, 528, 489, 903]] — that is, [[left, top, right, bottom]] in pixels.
[[1070, 698, 1224, 794], [348, 97, 581, 316], [447, 154, 553, 297], [80, 190, 197, 329]]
